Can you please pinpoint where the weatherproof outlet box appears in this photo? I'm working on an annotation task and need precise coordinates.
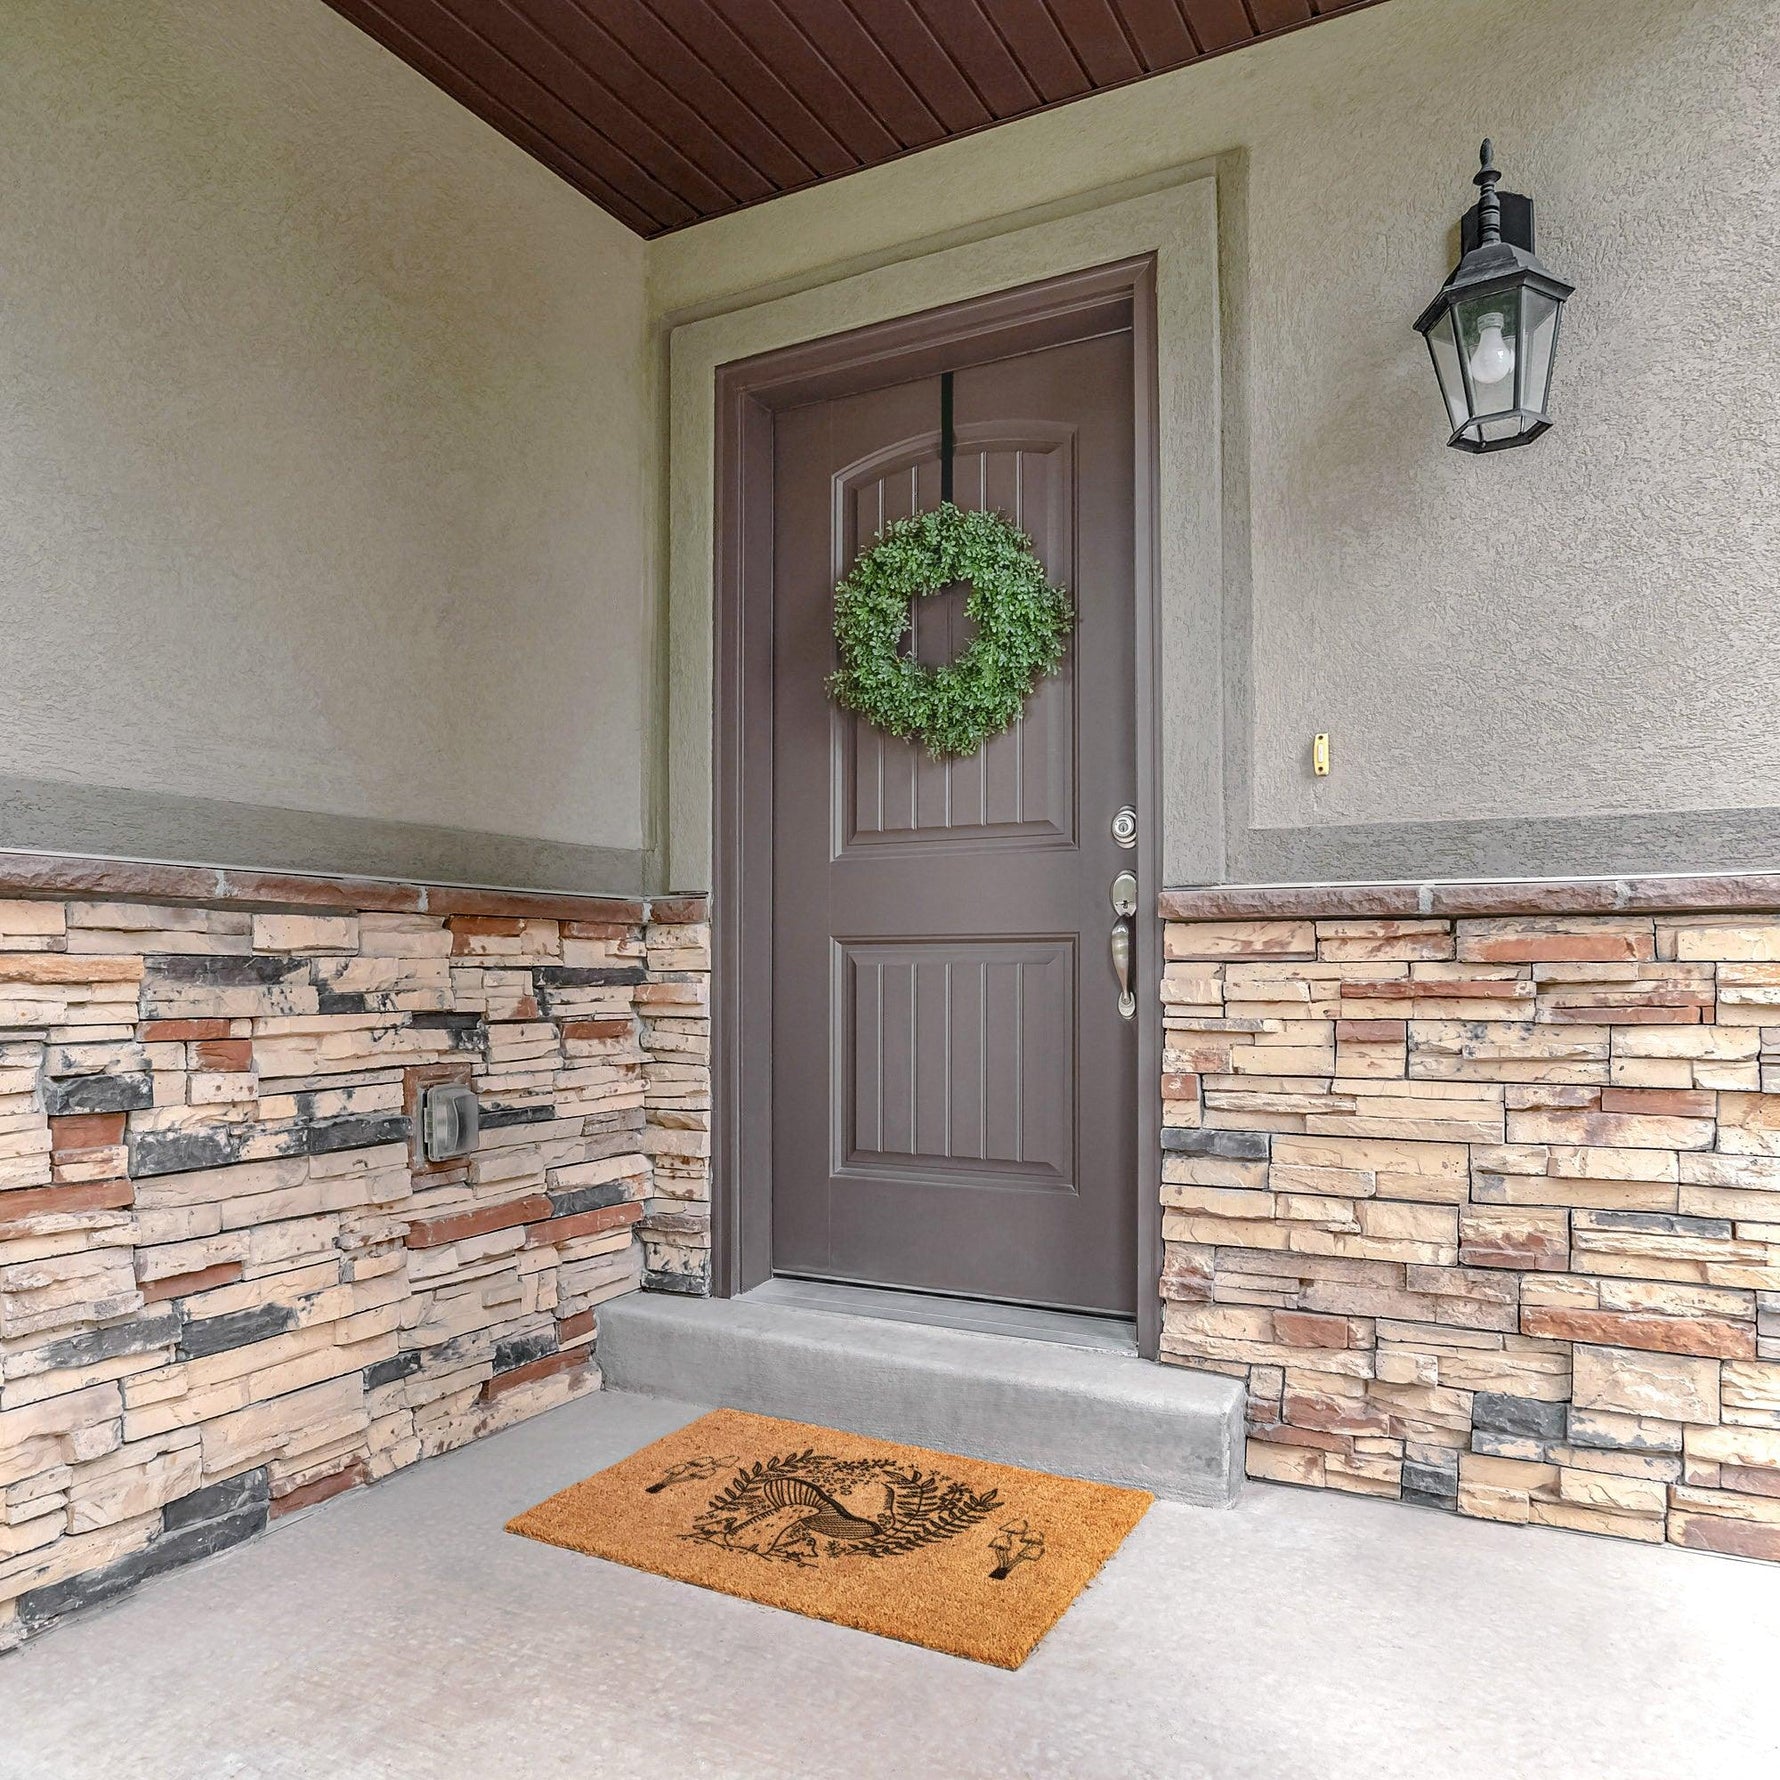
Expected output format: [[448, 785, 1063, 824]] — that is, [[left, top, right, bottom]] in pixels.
[[421, 1081, 479, 1163]]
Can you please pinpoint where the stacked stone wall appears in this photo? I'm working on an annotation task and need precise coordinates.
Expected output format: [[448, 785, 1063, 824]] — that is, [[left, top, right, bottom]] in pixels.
[[1158, 895, 1780, 1559], [0, 863, 709, 1647]]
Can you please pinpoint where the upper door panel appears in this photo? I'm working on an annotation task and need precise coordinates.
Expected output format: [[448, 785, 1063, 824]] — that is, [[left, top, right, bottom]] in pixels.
[[837, 425, 1078, 858]]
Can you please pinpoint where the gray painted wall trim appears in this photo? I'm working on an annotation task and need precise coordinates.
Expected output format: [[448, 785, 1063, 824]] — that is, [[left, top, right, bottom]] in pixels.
[[0, 773, 645, 899], [1224, 807, 1780, 889]]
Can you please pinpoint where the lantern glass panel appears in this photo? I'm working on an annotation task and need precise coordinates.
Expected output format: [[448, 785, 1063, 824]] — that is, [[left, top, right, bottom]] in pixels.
[[1519, 286, 1562, 416], [1477, 413, 1529, 447], [1453, 289, 1520, 419], [1423, 308, 1469, 432]]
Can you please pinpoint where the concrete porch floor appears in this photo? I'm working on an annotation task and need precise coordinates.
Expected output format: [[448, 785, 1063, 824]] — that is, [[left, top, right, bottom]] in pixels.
[[1, 1391, 1776, 1780]]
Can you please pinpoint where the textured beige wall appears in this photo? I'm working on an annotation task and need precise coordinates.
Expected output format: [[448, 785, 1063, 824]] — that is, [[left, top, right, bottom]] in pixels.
[[1, 0, 649, 862], [651, 0, 1780, 863]]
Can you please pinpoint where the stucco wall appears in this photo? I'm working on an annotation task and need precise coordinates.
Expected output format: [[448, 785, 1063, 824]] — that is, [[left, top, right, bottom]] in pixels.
[[0, 0, 651, 889], [650, 0, 1780, 885]]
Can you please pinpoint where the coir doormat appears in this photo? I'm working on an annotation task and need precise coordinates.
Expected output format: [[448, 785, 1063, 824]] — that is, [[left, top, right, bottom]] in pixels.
[[506, 1408, 1153, 1669]]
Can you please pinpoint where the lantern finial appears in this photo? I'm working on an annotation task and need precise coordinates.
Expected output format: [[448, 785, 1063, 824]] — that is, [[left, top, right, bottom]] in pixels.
[[1473, 140, 1502, 245]]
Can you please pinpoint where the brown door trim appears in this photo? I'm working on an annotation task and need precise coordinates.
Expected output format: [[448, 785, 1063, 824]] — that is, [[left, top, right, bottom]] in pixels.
[[711, 257, 1165, 1359]]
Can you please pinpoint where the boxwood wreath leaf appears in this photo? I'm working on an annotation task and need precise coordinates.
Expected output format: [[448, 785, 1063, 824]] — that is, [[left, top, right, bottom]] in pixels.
[[827, 502, 1074, 760]]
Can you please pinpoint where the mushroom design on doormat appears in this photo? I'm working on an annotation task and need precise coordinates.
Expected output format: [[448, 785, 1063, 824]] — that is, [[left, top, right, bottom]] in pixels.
[[987, 1520, 1046, 1580], [679, 1448, 1003, 1567]]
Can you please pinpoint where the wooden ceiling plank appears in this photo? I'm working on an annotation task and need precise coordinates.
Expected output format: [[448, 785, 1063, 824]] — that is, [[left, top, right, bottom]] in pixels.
[[973, 0, 1093, 104], [432, 0, 740, 213], [1245, 0, 1315, 28], [1044, 0, 1144, 88], [505, 0, 780, 201], [770, 0, 954, 147], [328, 0, 1400, 237], [363, 0, 700, 224], [1115, 0, 1203, 70], [837, 0, 1004, 132], [1177, 0, 1258, 52], [649, 0, 860, 178], [699, 1, 904, 165], [327, 0, 687, 229], [892, 0, 1044, 119], [565, 0, 819, 191]]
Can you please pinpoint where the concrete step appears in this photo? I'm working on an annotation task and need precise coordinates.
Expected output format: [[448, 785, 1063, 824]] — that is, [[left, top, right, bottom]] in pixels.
[[597, 1290, 1245, 1506]]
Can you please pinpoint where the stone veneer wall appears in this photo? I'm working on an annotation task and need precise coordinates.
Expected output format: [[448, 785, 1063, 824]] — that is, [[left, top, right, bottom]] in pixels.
[[1157, 885, 1780, 1561], [0, 860, 709, 1649]]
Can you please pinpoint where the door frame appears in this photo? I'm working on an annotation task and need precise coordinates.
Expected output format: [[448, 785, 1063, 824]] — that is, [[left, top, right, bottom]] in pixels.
[[710, 257, 1165, 1359]]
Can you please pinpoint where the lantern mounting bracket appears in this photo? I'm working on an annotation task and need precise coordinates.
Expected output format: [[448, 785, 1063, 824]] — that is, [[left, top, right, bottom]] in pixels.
[[1462, 191, 1534, 257]]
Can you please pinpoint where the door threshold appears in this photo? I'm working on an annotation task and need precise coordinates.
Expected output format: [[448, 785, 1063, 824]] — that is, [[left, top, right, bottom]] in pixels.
[[746, 1276, 1138, 1356]]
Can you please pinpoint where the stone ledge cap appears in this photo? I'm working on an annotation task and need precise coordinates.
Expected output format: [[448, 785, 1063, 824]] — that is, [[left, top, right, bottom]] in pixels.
[[1160, 869, 1780, 922], [0, 847, 709, 925]]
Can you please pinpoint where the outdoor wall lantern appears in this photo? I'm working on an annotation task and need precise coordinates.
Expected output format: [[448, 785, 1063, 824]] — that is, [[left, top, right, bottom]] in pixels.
[[1415, 140, 1574, 452]]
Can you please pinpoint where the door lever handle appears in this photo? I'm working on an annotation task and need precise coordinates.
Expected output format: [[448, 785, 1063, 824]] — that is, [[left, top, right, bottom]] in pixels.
[[1109, 869, 1138, 1020], [1110, 918, 1136, 1020]]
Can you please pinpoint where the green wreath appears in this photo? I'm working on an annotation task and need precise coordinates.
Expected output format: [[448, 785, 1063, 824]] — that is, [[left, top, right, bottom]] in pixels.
[[827, 502, 1074, 760]]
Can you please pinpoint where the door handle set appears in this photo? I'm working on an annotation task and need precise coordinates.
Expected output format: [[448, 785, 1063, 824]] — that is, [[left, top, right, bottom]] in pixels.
[[1109, 868, 1138, 1021]]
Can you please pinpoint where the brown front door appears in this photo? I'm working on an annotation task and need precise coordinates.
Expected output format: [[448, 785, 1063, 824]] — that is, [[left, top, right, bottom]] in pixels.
[[770, 327, 1137, 1315]]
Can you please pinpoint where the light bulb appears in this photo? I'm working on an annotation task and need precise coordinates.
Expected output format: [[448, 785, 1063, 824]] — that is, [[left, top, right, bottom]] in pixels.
[[1468, 312, 1515, 387]]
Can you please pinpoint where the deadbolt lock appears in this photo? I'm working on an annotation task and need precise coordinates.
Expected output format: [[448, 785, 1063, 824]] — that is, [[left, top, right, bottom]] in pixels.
[[1111, 805, 1138, 848]]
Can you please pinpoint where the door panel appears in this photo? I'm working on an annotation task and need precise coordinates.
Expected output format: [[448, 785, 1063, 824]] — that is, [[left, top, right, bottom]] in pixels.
[[771, 329, 1136, 1314], [840, 937, 1075, 1188], [840, 427, 1076, 852]]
